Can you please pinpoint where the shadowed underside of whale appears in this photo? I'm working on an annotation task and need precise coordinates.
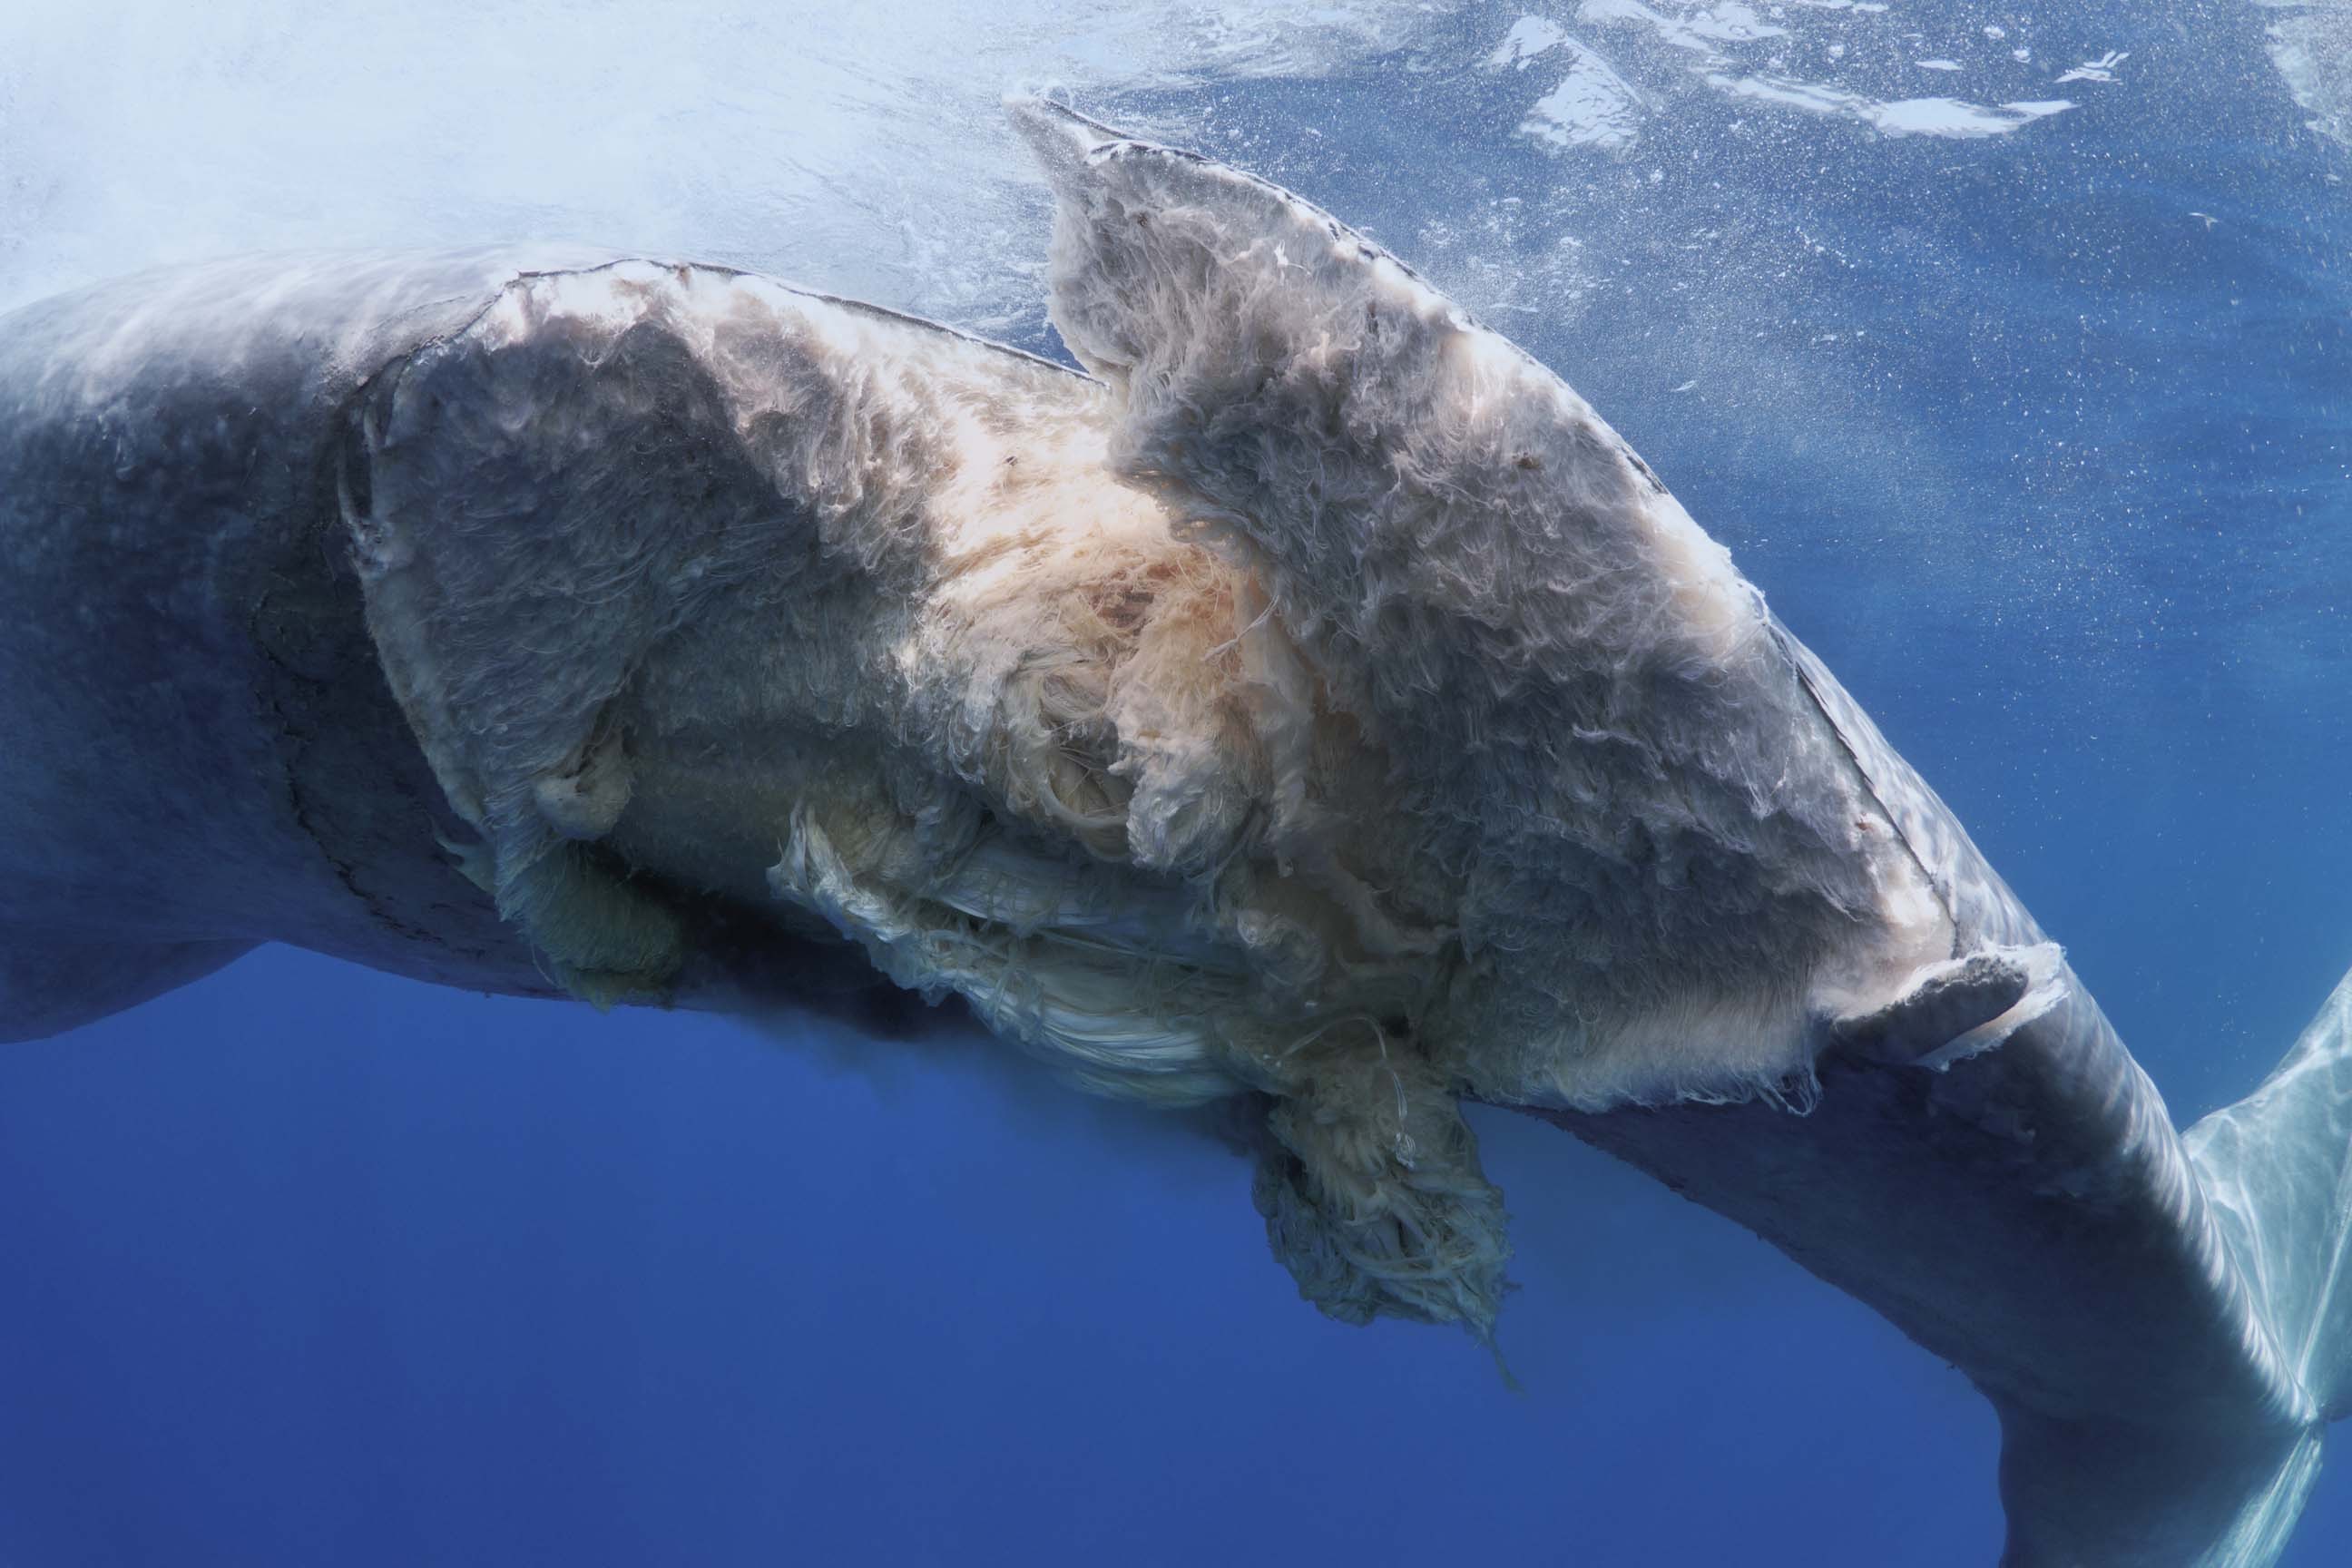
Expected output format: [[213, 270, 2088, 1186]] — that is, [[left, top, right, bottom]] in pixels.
[[2, 100, 2347, 1566]]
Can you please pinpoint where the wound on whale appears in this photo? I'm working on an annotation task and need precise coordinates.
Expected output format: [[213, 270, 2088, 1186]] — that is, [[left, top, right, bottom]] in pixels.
[[3, 98, 2349, 1568]]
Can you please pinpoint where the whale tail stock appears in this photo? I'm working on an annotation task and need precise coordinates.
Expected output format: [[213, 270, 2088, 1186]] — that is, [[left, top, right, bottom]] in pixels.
[[2187, 971, 2352, 1434], [2139, 969, 2352, 1567], [1975, 968, 2352, 1568]]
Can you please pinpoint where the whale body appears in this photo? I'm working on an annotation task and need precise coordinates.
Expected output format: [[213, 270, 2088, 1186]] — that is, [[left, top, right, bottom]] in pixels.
[[4, 101, 2348, 1565]]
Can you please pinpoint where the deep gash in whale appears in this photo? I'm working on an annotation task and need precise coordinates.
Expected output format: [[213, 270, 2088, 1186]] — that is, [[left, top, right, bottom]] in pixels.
[[2, 100, 2347, 1567]]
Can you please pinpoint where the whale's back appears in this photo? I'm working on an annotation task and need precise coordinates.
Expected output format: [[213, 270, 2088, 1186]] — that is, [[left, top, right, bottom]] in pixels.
[[0, 250, 598, 1034]]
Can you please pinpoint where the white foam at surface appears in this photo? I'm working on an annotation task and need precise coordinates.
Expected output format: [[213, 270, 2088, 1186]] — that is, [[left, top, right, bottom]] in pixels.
[[0, 0, 1440, 322], [1521, 43, 1648, 152], [2056, 49, 2130, 84], [1707, 74, 2077, 138], [1568, 0, 2088, 143], [1485, 14, 1571, 68], [2257, 0, 2352, 149], [9, 0, 2326, 349], [1577, 0, 1788, 49]]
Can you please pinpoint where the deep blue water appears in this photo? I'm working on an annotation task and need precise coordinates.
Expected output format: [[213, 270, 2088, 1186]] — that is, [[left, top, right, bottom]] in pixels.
[[2, 2, 2348, 1563]]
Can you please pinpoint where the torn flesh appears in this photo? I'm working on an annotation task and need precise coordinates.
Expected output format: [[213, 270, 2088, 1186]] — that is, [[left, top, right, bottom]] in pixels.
[[348, 116, 2033, 1340]]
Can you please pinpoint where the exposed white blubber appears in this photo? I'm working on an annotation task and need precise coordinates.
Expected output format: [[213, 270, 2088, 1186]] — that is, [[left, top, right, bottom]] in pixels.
[[1012, 97, 1961, 1105], [348, 109, 2025, 1338]]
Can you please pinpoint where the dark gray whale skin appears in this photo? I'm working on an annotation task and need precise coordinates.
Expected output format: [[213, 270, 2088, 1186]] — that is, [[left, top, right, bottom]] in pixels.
[[0, 252, 927, 1040], [3, 251, 2344, 1567], [0, 252, 541, 1033], [1544, 630, 2329, 1568]]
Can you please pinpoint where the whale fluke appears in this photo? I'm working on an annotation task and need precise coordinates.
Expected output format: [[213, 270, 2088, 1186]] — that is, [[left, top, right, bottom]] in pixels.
[[2191, 971, 2352, 1426]]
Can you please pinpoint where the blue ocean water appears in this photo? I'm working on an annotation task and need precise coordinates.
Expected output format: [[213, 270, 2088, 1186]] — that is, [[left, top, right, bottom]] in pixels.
[[1, 2, 2347, 1563]]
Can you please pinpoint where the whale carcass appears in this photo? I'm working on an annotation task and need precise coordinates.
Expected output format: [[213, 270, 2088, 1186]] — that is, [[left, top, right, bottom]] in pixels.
[[2, 101, 2347, 1566]]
